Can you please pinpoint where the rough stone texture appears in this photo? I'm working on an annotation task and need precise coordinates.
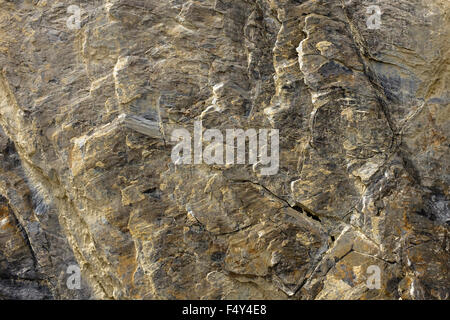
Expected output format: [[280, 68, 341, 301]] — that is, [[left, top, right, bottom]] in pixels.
[[0, 0, 448, 299]]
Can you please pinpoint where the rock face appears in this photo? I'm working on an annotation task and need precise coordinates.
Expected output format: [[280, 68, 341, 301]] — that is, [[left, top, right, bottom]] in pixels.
[[0, 0, 448, 300]]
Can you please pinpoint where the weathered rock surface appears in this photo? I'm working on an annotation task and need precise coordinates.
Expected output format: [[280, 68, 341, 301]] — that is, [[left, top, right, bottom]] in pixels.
[[0, 0, 448, 299]]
